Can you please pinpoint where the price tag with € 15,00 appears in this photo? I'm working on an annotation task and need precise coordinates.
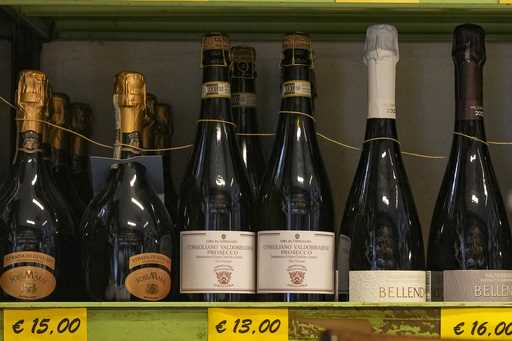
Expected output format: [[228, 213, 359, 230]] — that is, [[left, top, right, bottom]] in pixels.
[[4, 308, 87, 341], [208, 308, 288, 341], [442, 308, 512, 339]]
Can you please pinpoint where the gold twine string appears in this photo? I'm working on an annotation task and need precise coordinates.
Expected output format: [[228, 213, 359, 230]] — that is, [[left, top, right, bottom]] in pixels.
[[280, 110, 317, 122], [197, 119, 237, 127]]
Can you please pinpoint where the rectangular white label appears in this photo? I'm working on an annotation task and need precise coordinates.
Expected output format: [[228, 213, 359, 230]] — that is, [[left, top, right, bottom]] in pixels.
[[444, 270, 512, 301], [281, 80, 311, 98], [349, 270, 427, 302], [257, 230, 335, 294], [232, 92, 256, 107], [180, 230, 255, 293], [201, 81, 231, 99]]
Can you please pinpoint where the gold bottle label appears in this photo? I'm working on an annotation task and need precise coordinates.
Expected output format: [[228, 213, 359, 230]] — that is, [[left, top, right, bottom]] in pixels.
[[232, 93, 256, 108], [125, 253, 171, 301], [0, 251, 57, 300], [281, 80, 312, 98], [201, 81, 231, 99]]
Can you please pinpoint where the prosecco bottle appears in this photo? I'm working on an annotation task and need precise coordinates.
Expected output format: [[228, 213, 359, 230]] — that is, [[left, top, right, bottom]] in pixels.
[[81, 72, 175, 301], [257, 33, 335, 302], [340, 25, 425, 303], [49, 93, 86, 224], [69, 102, 93, 204], [231, 46, 265, 197], [142, 93, 157, 151], [427, 24, 512, 302], [0, 70, 76, 301], [178, 33, 254, 302], [154, 103, 178, 221]]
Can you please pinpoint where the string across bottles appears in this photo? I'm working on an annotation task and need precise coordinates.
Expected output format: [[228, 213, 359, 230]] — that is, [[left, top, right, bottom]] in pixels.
[[4, 95, 511, 160]]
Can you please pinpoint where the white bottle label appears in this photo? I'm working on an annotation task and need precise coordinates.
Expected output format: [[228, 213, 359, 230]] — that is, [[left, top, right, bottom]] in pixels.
[[367, 58, 397, 119], [444, 270, 512, 301], [180, 230, 255, 293], [257, 230, 335, 294], [232, 92, 256, 107], [349, 270, 426, 302], [281, 80, 312, 98], [201, 81, 231, 99], [337, 234, 351, 296]]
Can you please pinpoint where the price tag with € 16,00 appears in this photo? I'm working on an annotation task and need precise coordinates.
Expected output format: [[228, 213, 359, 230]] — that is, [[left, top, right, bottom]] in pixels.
[[442, 308, 512, 339], [4, 308, 87, 341], [208, 308, 288, 341]]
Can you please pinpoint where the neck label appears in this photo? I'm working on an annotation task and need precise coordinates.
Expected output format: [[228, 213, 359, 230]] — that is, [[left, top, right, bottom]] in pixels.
[[202, 81, 231, 99], [281, 80, 312, 98], [232, 92, 256, 108]]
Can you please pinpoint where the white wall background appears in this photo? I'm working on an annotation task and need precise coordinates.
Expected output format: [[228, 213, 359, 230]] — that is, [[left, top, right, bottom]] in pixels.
[[41, 40, 512, 245]]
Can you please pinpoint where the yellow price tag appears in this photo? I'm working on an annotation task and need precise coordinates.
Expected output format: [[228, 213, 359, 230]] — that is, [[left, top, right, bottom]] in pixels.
[[4, 308, 87, 341], [500, 0, 512, 3], [336, 0, 419, 3], [208, 308, 288, 341], [442, 308, 512, 339]]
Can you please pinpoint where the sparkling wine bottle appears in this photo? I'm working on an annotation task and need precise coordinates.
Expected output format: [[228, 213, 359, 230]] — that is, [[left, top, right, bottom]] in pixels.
[[69, 102, 93, 204], [178, 33, 254, 302], [81, 72, 175, 301], [230, 46, 265, 197], [257, 33, 335, 302], [427, 24, 512, 302], [0, 70, 76, 301], [154, 103, 178, 222], [49, 93, 86, 224], [341, 25, 426, 303]]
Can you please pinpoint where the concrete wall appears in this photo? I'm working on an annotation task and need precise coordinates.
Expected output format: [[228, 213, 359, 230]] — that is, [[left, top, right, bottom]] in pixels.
[[41, 40, 512, 244]]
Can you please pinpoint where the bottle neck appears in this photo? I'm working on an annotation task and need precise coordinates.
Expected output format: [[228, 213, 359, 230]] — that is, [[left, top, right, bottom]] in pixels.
[[231, 75, 257, 133], [364, 118, 398, 140], [200, 62, 232, 122], [367, 57, 396, 119], [454, 60, 484, 121], [280, 63, 313, 116], [119, 132, 142, 159]]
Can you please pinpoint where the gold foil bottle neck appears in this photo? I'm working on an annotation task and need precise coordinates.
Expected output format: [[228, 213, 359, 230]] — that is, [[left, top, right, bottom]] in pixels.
[[155, 103, 170, 127], [70, 103, 92, 133], [51, 92, 70, 127], [113, 71, 146, 134], [283, 32, 312, 51], [202, 32, 230, 51], [231, 46, 256, 64], [16, 70, 49, 134]]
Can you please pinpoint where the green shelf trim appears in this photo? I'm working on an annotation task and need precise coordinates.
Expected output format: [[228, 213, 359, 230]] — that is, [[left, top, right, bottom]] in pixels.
[[0, 301, 512, 308]]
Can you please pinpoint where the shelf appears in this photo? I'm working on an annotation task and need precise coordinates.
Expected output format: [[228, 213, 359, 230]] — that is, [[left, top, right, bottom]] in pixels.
[[4, 1, 512, 40], [0, 302, 511, 340]]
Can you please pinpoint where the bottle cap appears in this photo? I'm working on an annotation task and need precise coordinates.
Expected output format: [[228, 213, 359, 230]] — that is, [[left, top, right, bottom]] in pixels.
[[202, 32, 230, 51], [51, 92, 70, 127], [16, 70, 49, 134], [70, 103, 92, 133], [113, 71, 146, 133], [145, 93, 157, 121], [283, 32, 311, 51], [363, 24, 399, 64], [231, 46, 256, 64], [452, 24, 486, 63]]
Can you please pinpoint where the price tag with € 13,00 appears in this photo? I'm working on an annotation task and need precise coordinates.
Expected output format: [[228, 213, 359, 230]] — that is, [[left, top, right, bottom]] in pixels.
[[4, 308, 87, 341], [442, 308, 512, 339], [208, 308, 288, 341]]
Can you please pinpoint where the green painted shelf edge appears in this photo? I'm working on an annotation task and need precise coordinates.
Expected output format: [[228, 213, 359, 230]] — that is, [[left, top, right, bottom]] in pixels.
[[0, 301, 512, 308]]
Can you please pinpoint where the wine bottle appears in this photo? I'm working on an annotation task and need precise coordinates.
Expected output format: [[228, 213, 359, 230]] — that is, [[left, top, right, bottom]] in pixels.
[[230, 46, 265, 197], [154, 103, 178, 221], [341, 25, 426, 303], [81, 72, 175, 301], [0, 70, 76, 301], [142, 93, 157, 151], [69, 102, 93, 204], [427, 24, 512, 302], [178, 33, 254, 302], [49, 93, 86, 224], [257, 33, 335, 302]]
